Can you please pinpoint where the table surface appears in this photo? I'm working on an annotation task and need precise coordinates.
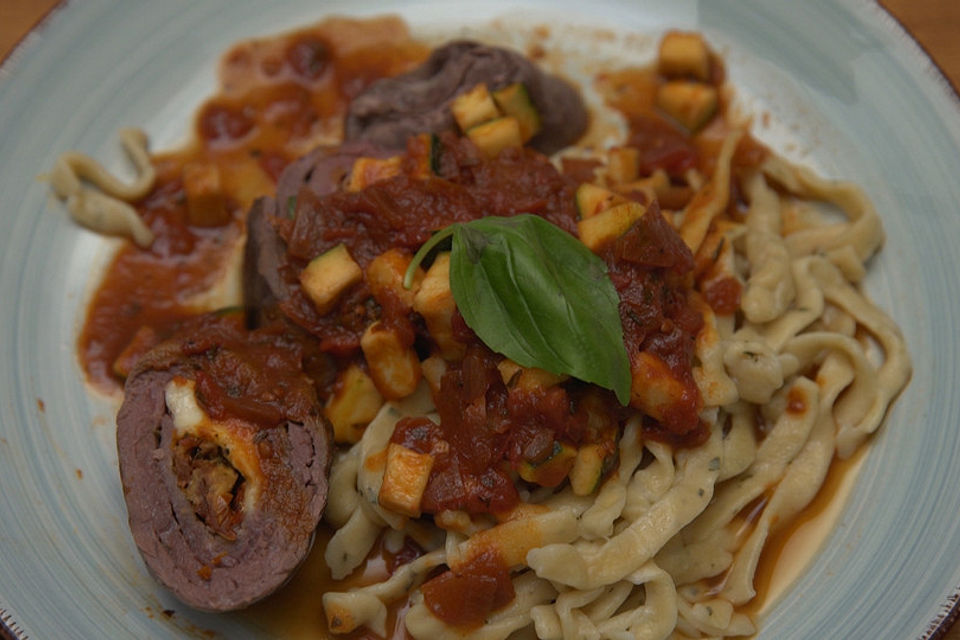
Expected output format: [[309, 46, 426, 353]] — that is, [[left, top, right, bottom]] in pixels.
[[1, 1, 958, 639]]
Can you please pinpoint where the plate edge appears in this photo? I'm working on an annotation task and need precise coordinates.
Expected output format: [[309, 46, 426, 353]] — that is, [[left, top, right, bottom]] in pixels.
[[850, 6, 960, 636], [860, 1, 960, 116], [0, 0, 67, 69], [0, 607, 28, 640]]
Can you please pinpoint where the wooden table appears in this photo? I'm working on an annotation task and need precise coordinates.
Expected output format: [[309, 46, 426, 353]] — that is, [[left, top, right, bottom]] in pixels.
[[1, 1, 958, 639]]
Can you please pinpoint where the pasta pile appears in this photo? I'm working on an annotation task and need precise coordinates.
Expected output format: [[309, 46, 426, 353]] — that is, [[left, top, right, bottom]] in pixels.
[[320, 136, 911, 639]]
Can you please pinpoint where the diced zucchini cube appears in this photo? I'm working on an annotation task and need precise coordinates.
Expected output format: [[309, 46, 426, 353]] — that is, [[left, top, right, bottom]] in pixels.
[[497, 359, 568, 390], [406, 133, 442, 178], [345, 155, 403, 192], [433, 509, 474, 534], [325, 364, 384, 444], [621, 169, 670, 197], [656, 81, 718, 132], [658, 31, 711, 81], [615, 169, 671, 206], [360, 321, 422, 400], [518, 441, 577, 488], [299, 244, 363, 315], [496, 359, 522, 387], [575, 183, 626, 219], [577, 201, 648, 252], [492, 83, 542, 142], [378, 443, 435, 518], [629, 351, 689, 423], [182, 162, 229, 227], [412, 253, 465, 360], [466, 117, 523, 159], [420, 355, 448, 395], [366, 248, 422, 311], [451, 83, 501, 132], [569, 444, 606, 496], [606, 147, 640, 184]]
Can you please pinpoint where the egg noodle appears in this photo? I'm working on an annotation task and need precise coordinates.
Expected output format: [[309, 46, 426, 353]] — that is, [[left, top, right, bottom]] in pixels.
[[50, 20, 910, 640]]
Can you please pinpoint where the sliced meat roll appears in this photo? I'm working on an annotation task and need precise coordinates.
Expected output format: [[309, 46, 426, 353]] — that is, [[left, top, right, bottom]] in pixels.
[[243, 140, 392, 323], [344, 40, 588, 154], [116, 312, 332, 612]]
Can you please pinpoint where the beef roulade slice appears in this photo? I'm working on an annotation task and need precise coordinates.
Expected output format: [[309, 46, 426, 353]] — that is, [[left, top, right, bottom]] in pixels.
[[116, 312, 332, 612], [243, 140, 393, 322], [344, 40, 589, 154]]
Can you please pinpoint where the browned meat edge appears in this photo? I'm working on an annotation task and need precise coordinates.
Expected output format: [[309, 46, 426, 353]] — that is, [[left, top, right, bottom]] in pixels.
[[116, 342, 331, 612]]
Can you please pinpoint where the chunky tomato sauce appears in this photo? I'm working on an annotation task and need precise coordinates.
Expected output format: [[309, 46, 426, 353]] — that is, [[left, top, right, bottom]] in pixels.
[[420, 551, 514, 629], [267, 128, 702, 515], [82, 14, 717, 530], [172, 313, 324, 428], [78, 173, 244, 387], [603, 199, 705, 441], [597, 63, 768, 184], [274, 135, 579, 355], [390, 344, 622, 515], [80, 17, 428, 391]]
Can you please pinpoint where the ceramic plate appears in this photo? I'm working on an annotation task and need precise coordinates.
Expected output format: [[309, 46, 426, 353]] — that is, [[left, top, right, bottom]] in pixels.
[[1, 1, 958, 638]]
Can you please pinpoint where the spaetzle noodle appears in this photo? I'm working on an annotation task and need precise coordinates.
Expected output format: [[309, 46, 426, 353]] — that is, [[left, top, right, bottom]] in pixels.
[[49, 128, 155, 247]]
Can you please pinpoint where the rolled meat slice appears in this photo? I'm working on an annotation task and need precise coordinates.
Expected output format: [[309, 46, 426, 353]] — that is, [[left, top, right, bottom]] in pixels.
[[116, 311, 332, 612], [243, 140, 393, 322], [344, 40, 589, 154]]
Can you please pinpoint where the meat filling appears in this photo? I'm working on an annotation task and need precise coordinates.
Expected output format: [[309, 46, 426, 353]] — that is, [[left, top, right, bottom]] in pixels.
[[172, 435, 246, 541]]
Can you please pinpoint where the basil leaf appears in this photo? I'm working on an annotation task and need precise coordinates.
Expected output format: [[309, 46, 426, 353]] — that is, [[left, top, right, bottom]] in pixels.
[[448, 215, 631, 405]]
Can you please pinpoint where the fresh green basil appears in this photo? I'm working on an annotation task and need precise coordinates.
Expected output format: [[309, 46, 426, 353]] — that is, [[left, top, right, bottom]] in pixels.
[[405, 214, 631, 405]]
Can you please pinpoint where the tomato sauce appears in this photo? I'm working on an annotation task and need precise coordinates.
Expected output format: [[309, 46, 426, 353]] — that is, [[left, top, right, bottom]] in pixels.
[[702, 275, 743, 315], [390, 345, 623, 515], [597, 56, 769, 186], [171, 313, 323, 428], [80, 17, 428, 392], [279, 136, 578, 268], [597, 67, 700, 177], [420, 551, 514, 628], [602, 200, 705, 440], [78, 172, 243, 388], [274, 135, 580, 354]]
